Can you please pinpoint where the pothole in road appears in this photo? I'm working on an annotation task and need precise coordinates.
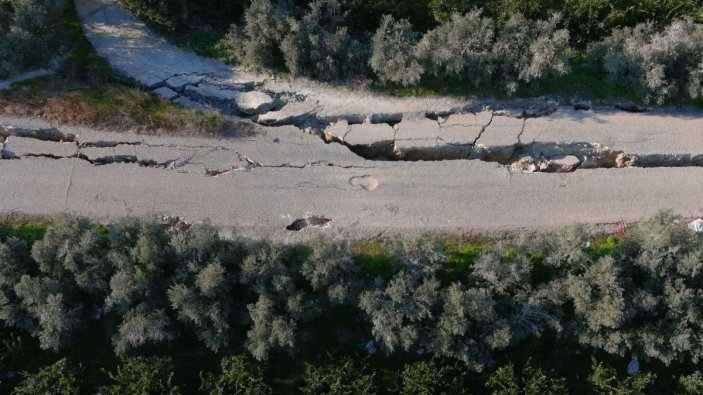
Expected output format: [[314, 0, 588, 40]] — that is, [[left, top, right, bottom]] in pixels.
[[286, 216, 333, 231], [349, 175, 379, 191]]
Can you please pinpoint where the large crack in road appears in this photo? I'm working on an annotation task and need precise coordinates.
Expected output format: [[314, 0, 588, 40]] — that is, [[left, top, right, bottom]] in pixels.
[[1, 0, 701, 239], [0, 124, 378, 176], [310, 111, 698, 173], [3, 117, 702, 177], [68, 0, 703, 177]]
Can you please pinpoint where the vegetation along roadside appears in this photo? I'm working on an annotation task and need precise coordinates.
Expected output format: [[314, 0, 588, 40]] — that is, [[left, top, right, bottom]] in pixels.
[[122, 0, 703, 106], [1, 211, 703, 392], [0, 0, 255, 137]]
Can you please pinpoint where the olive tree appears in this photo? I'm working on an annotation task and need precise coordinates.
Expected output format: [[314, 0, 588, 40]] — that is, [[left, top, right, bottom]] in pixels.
[[370, 15, 424, 86], [200, 355, 272, 395], [300, 355, 376, 395], [0, 216, 116, 352], [0, 0, 67, 78], [169, 225, 238, 352], [101, 356, 181, 395], [11, 274, 84, 352], [415, 11, 494, 85], [0, 237, 33, 333], [486, 361, 567, 395], [591, 20, 703, 103], [359, 268, 441, 354], [492, 13, 570, 95], [13, 358, 84, 395], [30, 216, 110, 300], [223, 0, 291, 69], [245, 295, 297, 361], [400, 358, 467, 395], [431, 246, 557, 371], [168, 260, 234, 352], [300, 240, 363, 306], [281, 0, 368, 81], [105, 218, 176, 354]]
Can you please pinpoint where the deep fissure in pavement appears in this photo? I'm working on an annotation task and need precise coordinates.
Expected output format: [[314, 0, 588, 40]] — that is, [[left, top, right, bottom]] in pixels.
[[3, 124, 703, 175], [318, 121, 703, 173]]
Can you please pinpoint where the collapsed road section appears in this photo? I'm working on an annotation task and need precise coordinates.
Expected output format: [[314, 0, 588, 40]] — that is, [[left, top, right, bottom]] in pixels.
[[73, 0, 703, 175], [4, 120, 703, 240], [4, 105, 703, 176], [1, 0, 701, 238]]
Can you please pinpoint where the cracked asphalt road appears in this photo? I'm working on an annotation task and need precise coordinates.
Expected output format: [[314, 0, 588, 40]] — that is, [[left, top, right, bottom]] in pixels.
[[2, 116, 703, 241], [1, 0, 703, 240]]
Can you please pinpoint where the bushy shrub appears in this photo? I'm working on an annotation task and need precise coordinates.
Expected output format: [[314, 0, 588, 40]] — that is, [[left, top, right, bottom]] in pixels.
[[400, 358, 467, 395], [223, 0, 367, 80], [341, 0, 435, 33], [369, 15, 423, 86], [680, 372, 703, 394], [300, 356, 376, 394], [121, 0, 190, 32], [13, 358, 84, 395], [492, 13, 570, 95], [486, 361, 567, 395], [371, 11, 569, 93], [415, 10, 494, 85], [563, 0, 702, 46], [121, 0, 247, 32], [280, 0, 369, 81], [591, 19, 703, 104], [222, 0, 291, 70], [200, 355, 272, 395], [4, 211, 703, 374], [588, 358, 655, 394], [0, 0, 67, 78], [101, 356, 181, 395]]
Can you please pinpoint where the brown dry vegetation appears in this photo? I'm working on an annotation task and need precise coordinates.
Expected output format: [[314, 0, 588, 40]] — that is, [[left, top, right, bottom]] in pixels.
[[0, 77, 258, 137]]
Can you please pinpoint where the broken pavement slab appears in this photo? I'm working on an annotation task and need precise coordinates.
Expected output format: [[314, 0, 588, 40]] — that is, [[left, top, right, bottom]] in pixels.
[[1, 125, 76, 142], [186, 148, 250, 174], [141, 75, 166, 90], [185, 84, 239, 102], [393, 114, 443, 158], [473, 115, 524, 162], [165, 74, 203, 92], [395, 114, 441, 140], [344, 123, 395, 147], [133, 145, 197, 167], [255, 102, 318, 126], [519, 108, 703, 166], [2, 136, 78, 158], [153, 86, 179, 101], [233, 91, 279, 116], [439, 112, 492, 145], [323, 120, 350, 142]]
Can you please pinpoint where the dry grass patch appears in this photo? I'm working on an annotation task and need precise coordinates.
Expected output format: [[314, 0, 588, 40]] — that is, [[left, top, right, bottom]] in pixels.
[[0, 77, 258, 137]]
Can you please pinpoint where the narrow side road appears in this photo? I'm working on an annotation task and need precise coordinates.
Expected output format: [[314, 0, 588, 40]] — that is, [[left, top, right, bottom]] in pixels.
[[2, 118, 702, 241]]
